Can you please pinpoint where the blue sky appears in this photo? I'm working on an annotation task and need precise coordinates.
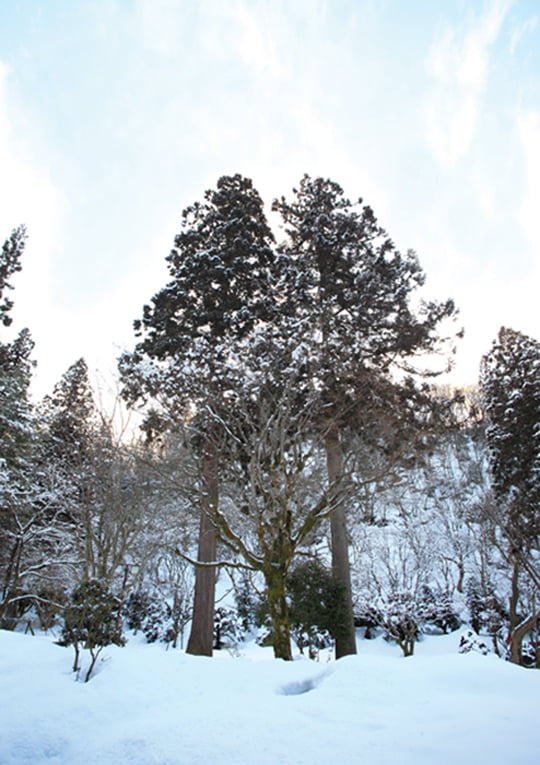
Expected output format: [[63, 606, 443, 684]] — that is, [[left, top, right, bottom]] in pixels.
[[1, 0, 539, 397]]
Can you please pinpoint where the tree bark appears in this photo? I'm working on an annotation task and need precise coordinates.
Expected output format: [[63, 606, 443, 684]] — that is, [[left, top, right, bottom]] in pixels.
[[265, 563, 293, 660], [509, 558, 520, 631], [509, 610, 540, 666], [186, 438, 218, 657], [325, 421, 357, 658]]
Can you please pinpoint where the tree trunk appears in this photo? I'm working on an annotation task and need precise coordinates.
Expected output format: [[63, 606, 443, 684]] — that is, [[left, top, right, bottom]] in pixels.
[[265, 563, 292, 660], [325, 421, 357, 658], [509, 610, 540, 666], [509, 558, 520, 630], [186, 438, 218, 657]]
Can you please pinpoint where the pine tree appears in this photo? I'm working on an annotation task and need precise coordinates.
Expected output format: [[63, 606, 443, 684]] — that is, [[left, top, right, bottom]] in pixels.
[[273, 176, 458, 657], [119, 175, 278, 656]]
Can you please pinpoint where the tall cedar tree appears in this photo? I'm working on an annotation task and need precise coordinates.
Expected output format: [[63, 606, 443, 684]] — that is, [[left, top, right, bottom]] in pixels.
[[273, 176, 458, 657], [0, 226, 26, 329], [480, 327, 540, 664], [0, 226, 36, 626], [480, 327, 540, 546], [41, 359, 100, 581], [0, 226, 34, 469], [44, 358, 96, 469], [119, 175, 277, 656]]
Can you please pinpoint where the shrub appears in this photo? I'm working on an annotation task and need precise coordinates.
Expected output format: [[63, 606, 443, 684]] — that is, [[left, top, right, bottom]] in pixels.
[[60, 579, 125, 682], [213, 606, 244, 649], [125, 588, 186, 647], [287, 560, 348, 659]]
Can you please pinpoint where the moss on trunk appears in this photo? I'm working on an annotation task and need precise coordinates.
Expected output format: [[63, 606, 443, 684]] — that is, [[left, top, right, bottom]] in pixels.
[[265, 564, 292, 661]]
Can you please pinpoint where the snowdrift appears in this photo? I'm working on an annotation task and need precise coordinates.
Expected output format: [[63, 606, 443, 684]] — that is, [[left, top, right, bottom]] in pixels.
[[0, 629, 538, 765]]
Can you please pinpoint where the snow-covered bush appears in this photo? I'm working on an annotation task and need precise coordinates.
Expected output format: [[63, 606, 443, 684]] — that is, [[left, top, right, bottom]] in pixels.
[[124, 589, 152, 634], [458, 630, 491, 656], [125, 589, 179, 646], [60, 579, 125, 682], [361, 587, 460, 656], [213, 606, 244, 649], [465, 576, 507, 654], [419, 586, 461, 634], [376, 591, 423, 656], [233, 572, 260, 633]]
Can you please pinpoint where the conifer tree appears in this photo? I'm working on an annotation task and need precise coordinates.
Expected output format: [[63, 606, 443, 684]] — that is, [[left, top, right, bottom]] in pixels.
[[273, 176, 458, 657], [41, 360, 109, 581], [119, 175, 277, 656], [0, 225, 26, 330], [0, 226, 33, 470], [43, 358, 96, 469], [480, 327, 540, 663], [0, 226, 38, 626], [480, 327, 540, 547]]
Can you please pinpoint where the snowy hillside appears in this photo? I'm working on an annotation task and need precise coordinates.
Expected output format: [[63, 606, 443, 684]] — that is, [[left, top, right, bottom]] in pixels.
[[1, 629, 538, 765]]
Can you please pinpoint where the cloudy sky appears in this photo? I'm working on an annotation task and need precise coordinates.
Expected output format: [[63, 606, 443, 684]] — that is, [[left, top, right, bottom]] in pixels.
[[1, 0, 539, 398]]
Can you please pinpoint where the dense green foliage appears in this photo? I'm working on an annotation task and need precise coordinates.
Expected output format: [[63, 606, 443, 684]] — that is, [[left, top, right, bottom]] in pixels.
[[61, 579, 125, 681]]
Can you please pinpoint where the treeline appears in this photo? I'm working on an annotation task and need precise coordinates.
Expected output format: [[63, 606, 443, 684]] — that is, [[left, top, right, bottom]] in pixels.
[[1, 175, 538, 670]]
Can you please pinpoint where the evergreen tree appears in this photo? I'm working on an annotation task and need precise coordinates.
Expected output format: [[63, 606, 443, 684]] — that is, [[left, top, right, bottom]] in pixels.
[[0, 230, 94, 629], [119, 175, 278, 656], [480, 327, 540, 549], [0, 225, 26, 329], [43, 358, 96, 469], [0, 226, 39, 627], [0, 329, 35, 470], [480, 327, 540, 664], [273, 176, 459, 657], [0, 226, 34, 470]]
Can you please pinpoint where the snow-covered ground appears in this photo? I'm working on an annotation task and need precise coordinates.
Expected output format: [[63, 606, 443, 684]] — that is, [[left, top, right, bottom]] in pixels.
[[0, 628, 538, 765]]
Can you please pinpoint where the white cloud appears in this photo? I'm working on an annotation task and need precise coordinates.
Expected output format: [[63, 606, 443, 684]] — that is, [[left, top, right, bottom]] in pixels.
[[517, 109, 540, 260], [231, 1, 282, 76], [424, 0, 511, 166], [134, 0, 185, 54], [0, 59, 66, 396], [0, 61, 61, 322], [509, 15, 538, 54]]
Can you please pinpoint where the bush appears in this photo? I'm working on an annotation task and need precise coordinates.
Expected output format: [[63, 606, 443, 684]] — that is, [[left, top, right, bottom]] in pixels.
[[60, 579, 125, 682], [420, 586, 461, 634], [124, 588, 184, 647], [124, 589, 152, 634], [287, 560, 348, 659], [379, 592, 421, 657], [465, 576, 506, 655], [233, 573, 260, 632], [213, 606, 244, 649], [458, 630, 491, 656]]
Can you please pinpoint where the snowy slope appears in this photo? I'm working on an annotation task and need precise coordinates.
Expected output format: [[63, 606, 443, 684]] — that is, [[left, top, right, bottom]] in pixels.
[[0, 629, 538, 765]]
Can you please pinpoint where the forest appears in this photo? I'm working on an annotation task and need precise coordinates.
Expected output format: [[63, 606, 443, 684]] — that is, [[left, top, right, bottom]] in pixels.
[[1, 174, 539, 675]]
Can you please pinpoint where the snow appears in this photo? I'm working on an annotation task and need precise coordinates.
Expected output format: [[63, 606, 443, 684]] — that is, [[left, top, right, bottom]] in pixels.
[[0, 628, 538, 765]]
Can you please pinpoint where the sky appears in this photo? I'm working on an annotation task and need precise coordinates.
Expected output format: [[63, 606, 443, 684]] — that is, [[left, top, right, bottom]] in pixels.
[[0, 0, 539, 399]]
